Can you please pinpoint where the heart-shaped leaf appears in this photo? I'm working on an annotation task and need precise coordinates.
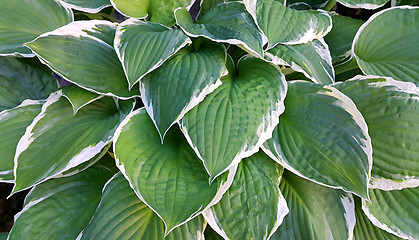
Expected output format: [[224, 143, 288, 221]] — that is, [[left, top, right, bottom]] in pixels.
[[58, 0, 111, 13], [337, 0, 389, 9], [262, 81, 372, 198], [62, 84, 104, 114], [180, 55, 287, 181]]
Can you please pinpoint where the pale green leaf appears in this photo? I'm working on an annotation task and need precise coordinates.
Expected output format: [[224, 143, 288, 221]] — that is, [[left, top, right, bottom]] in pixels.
[[262, 81, 372, 198], [337, 0, 389, 9], [59, 0, 111, 13], [62, 84, 104, 113], [180, 55, 287, 181]]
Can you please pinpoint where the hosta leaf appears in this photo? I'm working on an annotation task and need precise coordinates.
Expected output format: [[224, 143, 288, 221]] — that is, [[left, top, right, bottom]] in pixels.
[[203, 152, 288, 240], [115, 19, 192, 89], [0, 0, 73, 57], [180, 55, 287, 181], [58, 0, 111, 13], [13, 92, 134, 193], [0, 102, 42, 182], [286, 0, 328, 9], [113, 108, 237, 234], [334, 76, 419, 190], [262, 81, 372, 198], [337, 0, 389, 9], [362, 187, 419, 239], [265, 39, 334, 84], [80, 173, 206, 240], [62, 84, 104, 113], [110, 0, 194, 26], [353, 6, 419, 85], [244, 0, 332, 48], [200, 0, 241, 16], [175, 2, 264, 57], [271, 171, 356, 240], [0, 57, 59, 111], [26, 20, 139, 99], [8, 167, 113, 240], [141, 42, 227, 139], [0, 233, 7, 240]]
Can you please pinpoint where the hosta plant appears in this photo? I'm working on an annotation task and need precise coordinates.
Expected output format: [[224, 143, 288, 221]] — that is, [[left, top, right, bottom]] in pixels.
[[0, 0, 418, 239]]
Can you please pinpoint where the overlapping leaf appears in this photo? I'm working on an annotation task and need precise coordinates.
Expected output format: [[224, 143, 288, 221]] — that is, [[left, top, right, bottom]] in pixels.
[[262, 81, 372, 198], [180, 55, 287, 181], [200, 0, 241, 16], [59, 0, 111, 13], [337, 0, 389, 9], [62, 84, 104, 113]]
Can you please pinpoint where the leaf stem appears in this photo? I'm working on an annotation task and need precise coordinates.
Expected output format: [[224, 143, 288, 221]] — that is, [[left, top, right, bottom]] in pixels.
[[323, 0, 336, 11], [334, 58, 360, 75]]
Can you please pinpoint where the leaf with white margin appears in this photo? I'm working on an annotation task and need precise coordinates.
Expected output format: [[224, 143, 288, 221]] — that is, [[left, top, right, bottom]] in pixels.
[[262, 81, 372, 198], [12, 92, 134, 194], [175, 2, 264, 57], [353, 6, 419, 85], [0, 0, 73, 57], [62, 84, 104, 113], [80, 173, 206, 240], [271, 171, 356, 240], [110, 0, 195, 27], [0, 102, 42, 182], [141, 41, 228, 140], [0, 57, 59, 111], [244, 0, 332, 49], [26, 20, 140, 99], [58, 0, 111, 13], [8, 166, 113, 240], [333, 76, 419, 190], [362, 187, 419, 240], [113, 108, 237, 235], [180, 55, 287, 181], [265, 39, 334, 84], [115, 19, 192, 89], [353, 197, 404, 240], [203, 151, 288, 240], [200, 0, 241, 16], [337, 0, 389, 9]]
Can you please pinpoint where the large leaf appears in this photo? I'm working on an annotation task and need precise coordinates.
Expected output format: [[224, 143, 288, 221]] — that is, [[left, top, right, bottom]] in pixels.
[[353, 6, 419, 85], [175, 2, 264, 57], [8, 167, 113, 240], [244, 0, 332, 48], [62, 84, 104, 113], [113, 108, 237, 234], [13, 92, 134, 193], [0, 102, 42, 182], [271, 171, 356, 240], [141, 42, 227, 139], [58, 0, 111, 13], [26, 20, 139, 99], [115, 19, 192, 89], [110, 0, 194, 26], [0, 57, 59, 111], [333, 76, 419, 190], [265, 39, 334, 84], [80, 173, 206, 239], [200, 0, 241, 16], [262, 81, 372, 198], [337, 0, 389, 9], [0, 0, 73, 57], [362, 187, 419, 239], [180, 55, 287, 181], [203, 152, 288, 240]]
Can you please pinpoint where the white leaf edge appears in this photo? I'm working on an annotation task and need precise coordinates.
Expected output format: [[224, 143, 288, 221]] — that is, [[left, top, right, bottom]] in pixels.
[[341, 193, 356, 240], [337, 0, 389, 10], [62, 91, 105, 114], [58, 0, 111, 13]]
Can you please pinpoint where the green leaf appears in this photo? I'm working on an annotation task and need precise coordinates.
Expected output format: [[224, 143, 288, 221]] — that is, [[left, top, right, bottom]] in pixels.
[[204, 227, 225, 240], [0, 0, 73, 57], [0, 233, 7, 240], [0, 102, 42, 182], [58, 0, 111, 13], [180, 55, 287, 181], [353, 6, 419, 85], [271, 171, 356, 240], [80, 173, 206, 239], [262, 81, 372, 198], [8, 167, 113, 240], [110, 0, 194, 26], [26, 20, 140, 99], [13, 92, 134, 193], [175, 2, 264, 57], [286, 0, 328, 9], [113, 108, 237, 234], [362, 187, 419, 239], [244, 0, 332, 48], [115, 19, 192, 89], [200, 0, 241, 16], [141, 42, 227, 139], [265, 39, 335, 84], [62, 84, 104, 113], [203, 152, 288, 240], [336, 0, 389, 9], [333, 76, 419, 190], [0, 57, 59, 111]]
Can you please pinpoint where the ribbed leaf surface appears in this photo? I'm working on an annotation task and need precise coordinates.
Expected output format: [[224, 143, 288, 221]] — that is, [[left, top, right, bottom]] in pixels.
[[353, 6, 419, 85], [263, 81, 372, 198], [62, 84, 103, 113], [200, 0, 241, 16], [180, 55, 287, 181], [59, 0, 111, 13], [337, 0, 389, 9]]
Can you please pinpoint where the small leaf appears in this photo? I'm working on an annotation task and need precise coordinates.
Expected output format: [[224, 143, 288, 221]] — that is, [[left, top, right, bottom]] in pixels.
[[337, 0, 389, 9], [58, 0, 111, 13], [62, 84, 104, 113]]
